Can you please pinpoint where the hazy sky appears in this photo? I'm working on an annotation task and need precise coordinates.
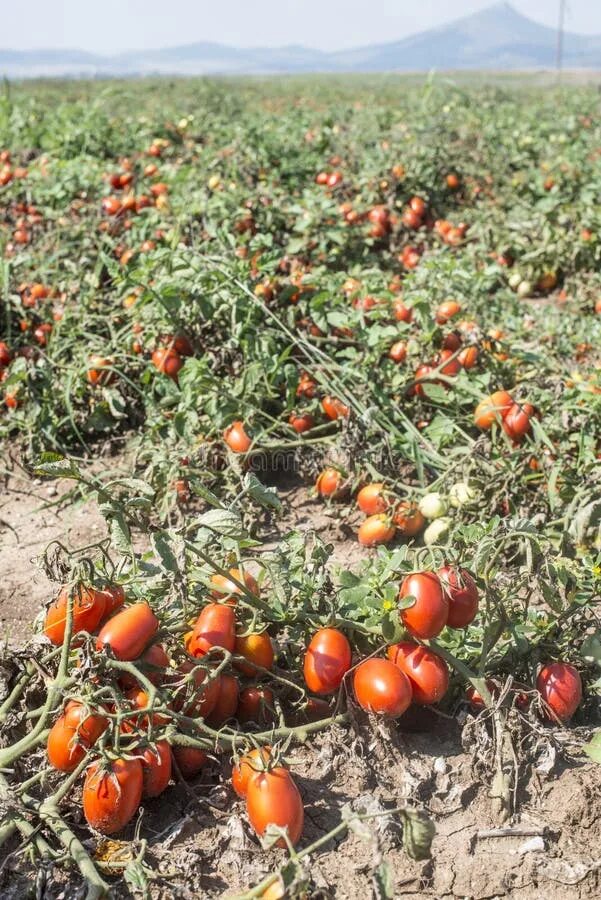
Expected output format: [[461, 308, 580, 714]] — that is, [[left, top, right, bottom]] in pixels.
[[3, 1, 601, 52]]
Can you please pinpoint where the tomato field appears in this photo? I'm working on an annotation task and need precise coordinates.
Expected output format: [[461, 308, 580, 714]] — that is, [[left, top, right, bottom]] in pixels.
[[0, 75, 600, 899]]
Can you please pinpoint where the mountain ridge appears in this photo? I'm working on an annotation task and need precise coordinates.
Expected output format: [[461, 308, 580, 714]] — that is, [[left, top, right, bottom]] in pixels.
[[1, 3, 600, 78]]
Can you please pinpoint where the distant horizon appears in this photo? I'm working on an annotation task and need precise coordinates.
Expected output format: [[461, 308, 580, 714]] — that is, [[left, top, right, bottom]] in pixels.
[[2, 1, 601, 55], [3, 2, 601, 79]]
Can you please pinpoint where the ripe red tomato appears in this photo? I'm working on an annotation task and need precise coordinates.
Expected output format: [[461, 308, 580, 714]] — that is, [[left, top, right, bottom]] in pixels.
[[96, 602, 158, 661], [435, 300, 462, 325], [402, 207, 422, 229], [399, 572, 448, 639], [0, 342, 12, 368], [102, 196, 121, 216], [172, 746, 208, 779], [169, 663, 220, 718], [357, 514, 396, 547], [303, 628, 352, 695], [234, 632, 274, 676], [33, 323, 52, 347], [446, 173, 460, 190], [44, 584, 109, 645], [537, 662, 582, 722], [436, 349, 461, 377], [246, 767, 304, 847], [236, 686, 275, 726], [438, 566, 479, 628], [353, 658, 412, 717], [410, 196, 426, 216], [392, 298, 413, 322], [232, 746, 272, 797], [83, 758, 143, 835], [210, 568, 258, 603], [224, 420, 252, 453], [353, 295, 381, 313], [466, 679, 498, 708], [474, 390, 514, 429], [135, 195, 152, 212], [47, 716, 81, 772], [138, 740, 172, 798], [63, 700, 108, 744], [315, 467, 344, 498], [387, 642, 449, 704], [151, 347, 182, 380], [206, 674, 240, 727], [356, 483, 389, 515], [393, 502, 425, 537], [296, 373, 317, 398], [442, 331, 462, 352], [188, 603, 236, 656], [458, 346, 479, 369], [388, 340, 407, 363], [502, 402, 536, 442], [297, 696, 332, 722], [47, 702, 108, 772], [289, 412, 314, 433], [367, 206, 389, 226], [321, 395, 349, 420], [122, 687, 169, 729], [102, 584, 125, 617], [119, 642, 169, 690], [411, 363, 434, 397]]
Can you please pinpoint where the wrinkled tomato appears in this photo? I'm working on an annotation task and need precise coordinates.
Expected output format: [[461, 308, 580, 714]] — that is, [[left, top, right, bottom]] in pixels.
[[83, 757, 143, 835]]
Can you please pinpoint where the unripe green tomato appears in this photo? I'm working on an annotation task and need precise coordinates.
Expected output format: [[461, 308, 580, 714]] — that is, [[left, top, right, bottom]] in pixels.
[[423, 517, 451, 546], [517, 280, 533, 298], [508, 272, 522, 290], [418, 492, 448, 520], [449, 482, 476, 508]]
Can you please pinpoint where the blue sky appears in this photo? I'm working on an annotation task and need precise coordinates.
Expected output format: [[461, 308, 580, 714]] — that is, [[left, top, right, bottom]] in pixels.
[[3, 1, 601, 52]]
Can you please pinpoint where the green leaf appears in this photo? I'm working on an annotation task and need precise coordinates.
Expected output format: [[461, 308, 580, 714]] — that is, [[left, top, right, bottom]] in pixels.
[[123, 860, 149, 893], [373, 861, 395, 899], [113, 478, 155, 498], [338, 569, 362, 588], [402, 809, 435, 860], [195, 508, 246, 540], [151, 532, 179, 575], [243, 473, 282, 511], [398, 593, 417, 611], [339, 584, 371, 609], [381, 612, 403, 643], [33, 453, 82, 481], [109, 514, 131, 554], [581, 631, 601, 668], [583, 732, 601, 764]]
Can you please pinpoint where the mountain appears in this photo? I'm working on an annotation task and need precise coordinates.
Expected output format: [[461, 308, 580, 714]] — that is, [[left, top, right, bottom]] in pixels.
[[1, 3, 600, 79], [333, 3, 601, 70]]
